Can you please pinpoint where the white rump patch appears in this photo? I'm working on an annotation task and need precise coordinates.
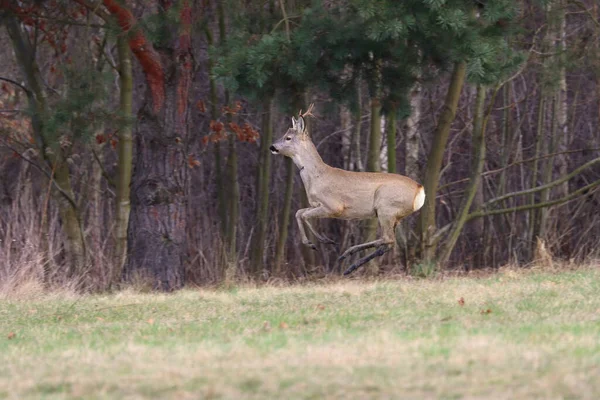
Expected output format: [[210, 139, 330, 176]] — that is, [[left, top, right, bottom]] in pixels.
[[413, 186, 426, 211]]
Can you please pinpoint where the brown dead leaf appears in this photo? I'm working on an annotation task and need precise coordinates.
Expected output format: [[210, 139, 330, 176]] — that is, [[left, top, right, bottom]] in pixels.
[[147, 319, 154, 325], [458, 297, 465, 306], [317, 304, 326, 311], [7, 332, 16, 340], [279, 322, 289, 329], [480, 309, 492, 315], [96, 317, 104, 321]]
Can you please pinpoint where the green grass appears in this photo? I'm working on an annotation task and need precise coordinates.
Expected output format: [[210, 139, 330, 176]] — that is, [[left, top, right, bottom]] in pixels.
[[1, 267, 600, 399]]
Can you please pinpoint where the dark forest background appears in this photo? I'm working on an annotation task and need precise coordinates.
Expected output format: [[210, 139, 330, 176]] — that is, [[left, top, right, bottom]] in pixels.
[[0, 0, 599, 291]]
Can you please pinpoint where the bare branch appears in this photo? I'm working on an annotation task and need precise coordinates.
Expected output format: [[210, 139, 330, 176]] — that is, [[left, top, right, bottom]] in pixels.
[[438, 148, 600, 191], [0, 76, 31, 96], [0, 138, 79, 210], [467, 179, 600, 221], [483, 156, 600, 208]]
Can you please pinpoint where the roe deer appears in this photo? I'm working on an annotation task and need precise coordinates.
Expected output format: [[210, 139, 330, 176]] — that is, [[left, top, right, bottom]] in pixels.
[[270, 112, 425, 275]]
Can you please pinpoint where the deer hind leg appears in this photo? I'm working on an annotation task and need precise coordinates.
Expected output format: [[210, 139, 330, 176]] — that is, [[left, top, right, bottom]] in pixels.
[[342, 214, 397, 275], [343, 245, 391, 275], [338, 210, 396, 263]]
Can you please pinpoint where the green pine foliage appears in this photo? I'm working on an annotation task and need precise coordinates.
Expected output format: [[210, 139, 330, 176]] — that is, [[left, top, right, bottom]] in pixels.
[[42, 65, 113, 144], [215, 0, 522, 112]]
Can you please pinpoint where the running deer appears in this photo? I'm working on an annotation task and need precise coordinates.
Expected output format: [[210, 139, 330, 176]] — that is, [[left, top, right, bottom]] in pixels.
[[269, 109, 426, 275]]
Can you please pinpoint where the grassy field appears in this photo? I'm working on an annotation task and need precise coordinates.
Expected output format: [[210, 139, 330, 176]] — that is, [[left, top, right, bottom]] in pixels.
[[1, 267, 600, 399]]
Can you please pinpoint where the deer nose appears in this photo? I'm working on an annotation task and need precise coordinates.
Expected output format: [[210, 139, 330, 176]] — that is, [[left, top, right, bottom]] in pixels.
[[270, 145, 278, 153]]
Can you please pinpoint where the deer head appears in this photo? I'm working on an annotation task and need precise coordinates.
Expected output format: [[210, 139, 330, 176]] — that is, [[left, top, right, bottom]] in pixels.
[[270, 116, 309, 157]]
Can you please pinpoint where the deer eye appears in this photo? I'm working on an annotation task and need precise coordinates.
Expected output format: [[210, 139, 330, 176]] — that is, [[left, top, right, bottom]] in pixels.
[[286, 136, 292, 141]]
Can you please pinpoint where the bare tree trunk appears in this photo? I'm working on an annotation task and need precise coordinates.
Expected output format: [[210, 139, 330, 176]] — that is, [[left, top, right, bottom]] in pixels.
[[539, 98, 558, 240], [365, 97, 382, 274], [528, 95, 545, 256], [403, 82, 422, 267], [218, 1, 239, 283], [340, 104, 352, 170], [88, 134, 104, 259], [205, 28, 226, 239], [405, 83, 422, 181], [554, 0, 569, 200], [379, 115, 388, 172], [113, 34, 133, 286], [553, 0, 570, 251], [386, 106, 397, 174], [595, 2, 600, 128], [418, 62, 467, 262], [274, 158, 294, 276], [353, 84, 364, 172], [6, 16, 86, 278], [224, 134, 240, 280], [250, 97, 273, 276], [439, 85, 487, 265]]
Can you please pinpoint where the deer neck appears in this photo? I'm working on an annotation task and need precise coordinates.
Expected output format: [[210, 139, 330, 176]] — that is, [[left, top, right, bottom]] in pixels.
[[291, 141, 328, 184]]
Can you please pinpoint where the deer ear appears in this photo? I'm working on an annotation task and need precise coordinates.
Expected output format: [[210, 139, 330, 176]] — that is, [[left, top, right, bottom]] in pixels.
[[297, 116, 305, 133], [291, 117, 297, 130]]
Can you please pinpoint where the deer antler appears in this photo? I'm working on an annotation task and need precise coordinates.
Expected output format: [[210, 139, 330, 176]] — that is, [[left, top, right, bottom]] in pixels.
[[298, 103, 315, 119]]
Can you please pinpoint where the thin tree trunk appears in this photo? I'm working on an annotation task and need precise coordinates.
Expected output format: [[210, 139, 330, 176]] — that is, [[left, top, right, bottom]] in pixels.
[[353, 84, 364, 172], [553, 0, 569, 251], [224, 134, 240, 279], [595, 2, 600, 128], [365, 97, 382, 274], [250, 96, 273, 276], [439, 85, 487, 265], [6, 17, 86, 278], [88, 130, 105, 263], [113, 34, 133, 286], [403, 82, 422, 267], [405, 82, 422, 181], [539, 97, 558, 239], [218, 1, 239, 283], [554, 0, 569, 200], [367, 98, 382, 173], [206, 29, 226, 239], [418, 62, 467, 262], [379, 115, 388, 172], [386, 105, 397, 174], [274, 158, 294, 275], [340, 104, 352, 170], [529, 91, 546, 257]]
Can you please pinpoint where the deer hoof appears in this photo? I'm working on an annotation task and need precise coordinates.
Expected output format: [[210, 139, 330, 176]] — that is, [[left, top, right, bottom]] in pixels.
[[302, 240, 317, 251], [318, 236, 337, 245]]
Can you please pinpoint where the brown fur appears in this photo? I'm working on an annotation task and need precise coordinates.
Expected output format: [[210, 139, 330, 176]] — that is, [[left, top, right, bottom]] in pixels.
[[270, 116, 426, 268]]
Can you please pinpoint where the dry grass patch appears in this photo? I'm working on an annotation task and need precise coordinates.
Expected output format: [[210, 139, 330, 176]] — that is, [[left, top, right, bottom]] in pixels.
[[1, 267, 599, 399]]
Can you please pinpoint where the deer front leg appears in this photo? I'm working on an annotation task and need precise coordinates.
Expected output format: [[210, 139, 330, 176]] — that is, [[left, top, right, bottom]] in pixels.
[[295, 208, 316, 250], [296, 205, 339, 250], [301, 205, 339, 245]]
